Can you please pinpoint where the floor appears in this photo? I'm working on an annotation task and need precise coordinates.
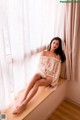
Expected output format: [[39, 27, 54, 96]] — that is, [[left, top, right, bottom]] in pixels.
[[48, 99, 80, 120]]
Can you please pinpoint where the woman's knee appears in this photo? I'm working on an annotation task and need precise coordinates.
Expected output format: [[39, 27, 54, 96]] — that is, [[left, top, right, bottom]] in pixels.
[[33, 73, 41, 79], [46, 77, 52, 84]]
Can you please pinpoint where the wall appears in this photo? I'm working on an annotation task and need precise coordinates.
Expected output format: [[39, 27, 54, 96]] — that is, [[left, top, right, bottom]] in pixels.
[[66, 47, 80, 105], [66, 81, 80, 105]]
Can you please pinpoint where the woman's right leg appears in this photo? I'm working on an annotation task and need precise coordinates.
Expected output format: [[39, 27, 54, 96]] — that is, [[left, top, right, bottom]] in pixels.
[[21, 73, 42, 103], [12, 76, 52, 114]]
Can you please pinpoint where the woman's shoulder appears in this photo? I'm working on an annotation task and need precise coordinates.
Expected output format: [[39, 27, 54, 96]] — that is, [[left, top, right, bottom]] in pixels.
[[41, 50, 48, 56], [56, 54, 61, 60]]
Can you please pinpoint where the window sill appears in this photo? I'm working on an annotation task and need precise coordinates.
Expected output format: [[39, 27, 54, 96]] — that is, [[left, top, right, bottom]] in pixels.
[[2, 78, 67, 120]]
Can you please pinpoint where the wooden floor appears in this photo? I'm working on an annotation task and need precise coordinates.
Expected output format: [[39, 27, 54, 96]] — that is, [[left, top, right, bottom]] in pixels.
[[48, 99, 80, 120]]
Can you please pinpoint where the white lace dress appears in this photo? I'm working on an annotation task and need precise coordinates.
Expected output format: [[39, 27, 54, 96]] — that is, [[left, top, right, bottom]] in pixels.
[[37, 55, 61, 88]]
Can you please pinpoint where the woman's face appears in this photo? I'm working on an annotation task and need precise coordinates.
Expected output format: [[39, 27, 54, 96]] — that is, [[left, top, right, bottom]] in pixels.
[[51, 40, 59, 51]]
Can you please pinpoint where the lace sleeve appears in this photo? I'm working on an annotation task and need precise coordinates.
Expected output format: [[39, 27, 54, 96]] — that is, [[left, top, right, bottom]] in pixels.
[[51, 61, 61, 86]]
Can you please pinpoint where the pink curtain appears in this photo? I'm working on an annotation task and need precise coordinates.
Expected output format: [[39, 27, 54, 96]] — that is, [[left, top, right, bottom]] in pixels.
[[64, 3, 80, 81]]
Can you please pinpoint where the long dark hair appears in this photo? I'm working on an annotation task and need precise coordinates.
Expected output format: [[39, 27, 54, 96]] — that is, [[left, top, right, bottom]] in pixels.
[[47, 37, 66, 62]]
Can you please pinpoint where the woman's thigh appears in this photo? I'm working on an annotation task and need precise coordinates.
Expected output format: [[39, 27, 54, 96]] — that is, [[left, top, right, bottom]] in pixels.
[[35, 76, 52, 87], [31, 73, 42, 83]]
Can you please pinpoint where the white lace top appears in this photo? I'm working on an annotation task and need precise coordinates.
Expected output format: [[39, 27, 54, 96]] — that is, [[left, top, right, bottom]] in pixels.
[[37, 55, 61, 87]]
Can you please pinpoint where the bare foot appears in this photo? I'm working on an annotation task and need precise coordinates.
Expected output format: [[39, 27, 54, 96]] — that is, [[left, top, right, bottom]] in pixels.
[[12, 103, 26, 114]]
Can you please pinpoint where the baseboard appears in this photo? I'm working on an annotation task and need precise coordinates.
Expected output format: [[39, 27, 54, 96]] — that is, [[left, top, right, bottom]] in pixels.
[[65, 97, 80, 107]]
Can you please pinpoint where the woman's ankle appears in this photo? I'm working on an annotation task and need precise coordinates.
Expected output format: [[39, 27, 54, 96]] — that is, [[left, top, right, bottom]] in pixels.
[[21, 96, 27, 103], [22, 100, 28, 106]]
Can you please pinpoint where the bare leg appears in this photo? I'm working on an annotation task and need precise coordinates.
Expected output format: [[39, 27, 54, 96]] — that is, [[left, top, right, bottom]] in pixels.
[[20, 73, 42, 103], [12, 77, 52, 114], [24, 77, 52, 105], [13, 73, 42, 111]]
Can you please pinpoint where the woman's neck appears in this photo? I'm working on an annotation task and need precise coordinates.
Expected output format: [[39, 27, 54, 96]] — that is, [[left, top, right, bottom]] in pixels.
[[50, 50, 55, 54]]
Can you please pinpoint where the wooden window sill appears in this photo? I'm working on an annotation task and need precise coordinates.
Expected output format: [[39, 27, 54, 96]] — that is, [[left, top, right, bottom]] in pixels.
[[2, 78, 66, 120]]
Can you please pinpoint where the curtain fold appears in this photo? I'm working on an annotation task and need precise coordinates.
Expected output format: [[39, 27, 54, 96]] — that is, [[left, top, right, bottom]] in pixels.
[[0, 0, 66, 110], [64, 3, 80, 81]]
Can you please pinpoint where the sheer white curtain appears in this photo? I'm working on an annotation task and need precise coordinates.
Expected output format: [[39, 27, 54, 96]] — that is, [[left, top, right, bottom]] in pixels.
[[0, 0, 66, 110]]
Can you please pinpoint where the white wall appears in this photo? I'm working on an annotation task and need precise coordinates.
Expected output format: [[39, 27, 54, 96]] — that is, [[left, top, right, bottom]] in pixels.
[[66, 47, 80, 105], [66, 81, 80, 104]]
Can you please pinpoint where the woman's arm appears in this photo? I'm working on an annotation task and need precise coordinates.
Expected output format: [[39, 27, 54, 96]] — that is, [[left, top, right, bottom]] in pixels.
[[51, 61, 61, 86], [56, 54, 61, 61]]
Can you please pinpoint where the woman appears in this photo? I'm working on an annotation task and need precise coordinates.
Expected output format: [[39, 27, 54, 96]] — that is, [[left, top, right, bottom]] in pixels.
[[12, 37, 66, 114]]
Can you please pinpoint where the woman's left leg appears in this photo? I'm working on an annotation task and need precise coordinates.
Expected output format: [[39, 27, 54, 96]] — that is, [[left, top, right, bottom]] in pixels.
[[12, 77, 52, 114], [20, 73, 42, 103]]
